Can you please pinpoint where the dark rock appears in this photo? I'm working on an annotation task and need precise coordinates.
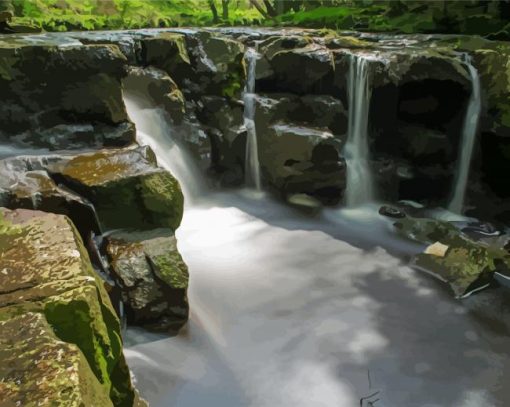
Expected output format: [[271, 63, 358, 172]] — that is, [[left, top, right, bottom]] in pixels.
[[106, 229, 189, 334], [379, 205, 406, 219]]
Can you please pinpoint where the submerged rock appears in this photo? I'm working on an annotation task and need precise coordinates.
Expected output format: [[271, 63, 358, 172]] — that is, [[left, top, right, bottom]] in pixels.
[[106, 229, 189, 334], [0, 208, 141, 406]]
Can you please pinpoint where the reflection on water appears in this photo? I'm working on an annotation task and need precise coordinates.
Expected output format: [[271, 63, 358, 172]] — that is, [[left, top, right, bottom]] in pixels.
[[125, 191, 510, 407]]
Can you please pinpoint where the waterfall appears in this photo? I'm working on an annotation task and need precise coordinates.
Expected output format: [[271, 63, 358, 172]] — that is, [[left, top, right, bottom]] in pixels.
[[448, 55, 482, 214], [344, 54, 374, 207], [243, 47, 262, 190], [123, 92, 206, 205]]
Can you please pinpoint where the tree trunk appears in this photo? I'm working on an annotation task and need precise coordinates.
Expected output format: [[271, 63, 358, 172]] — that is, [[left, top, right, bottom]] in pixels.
[[249, 0, 270, 19], [222, 0, 230, 20], [263, 0, 278, 17], [208, 0, 219, 23]]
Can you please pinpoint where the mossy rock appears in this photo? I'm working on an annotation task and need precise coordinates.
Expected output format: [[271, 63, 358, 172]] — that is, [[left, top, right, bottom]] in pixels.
[[49, 146, 184, 232], [0, 208, 140, 406], [106, 229, 189, 334], [0, 312, 113, 406], [141, 32, 191, 76], [393, 214, 510, 297]]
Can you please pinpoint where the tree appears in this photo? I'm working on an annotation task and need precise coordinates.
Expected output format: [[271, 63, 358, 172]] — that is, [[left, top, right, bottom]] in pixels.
[[208, 0, 219, 23], [222, 0, 230, 20]]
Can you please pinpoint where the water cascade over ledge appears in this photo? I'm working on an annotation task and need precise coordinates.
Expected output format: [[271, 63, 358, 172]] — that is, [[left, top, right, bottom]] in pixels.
[[243, 47, 262, 190], [344, 54, 375, 207], [448, 55, 482, 214]]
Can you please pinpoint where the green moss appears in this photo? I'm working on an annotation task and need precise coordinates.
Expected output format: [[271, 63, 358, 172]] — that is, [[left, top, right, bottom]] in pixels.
[[140, 171, 184, 231]]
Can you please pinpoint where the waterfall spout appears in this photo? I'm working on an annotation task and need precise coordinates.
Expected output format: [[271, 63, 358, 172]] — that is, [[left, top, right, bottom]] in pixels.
[[243, 48, 262, 190], [344, 54, 374, 207], [448, 55, 481, 214]]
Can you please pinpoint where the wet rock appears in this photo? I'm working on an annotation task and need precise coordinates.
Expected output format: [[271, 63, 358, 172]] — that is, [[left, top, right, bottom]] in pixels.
[[124, 66, 185, 124], [264, 44, 335, 94], [379, 205, 406, 219], [0, 158, 100, 239], [141, 32, 191, 79], [393, 215, 510, 297], [258, 124, 345, 204], [0, 42, 133, 148], [0, 208, 140, 406], [48, 146, 184, 232], [106, 229, 189, 334]]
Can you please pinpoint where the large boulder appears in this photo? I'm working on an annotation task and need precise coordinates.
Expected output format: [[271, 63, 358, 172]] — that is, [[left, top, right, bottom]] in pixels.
[[0, 208, 141, 406], [258, 123, 345, 203], [48, 146, 184, 231], [0, 41, 134, 149], [106, 229, 189, 334]]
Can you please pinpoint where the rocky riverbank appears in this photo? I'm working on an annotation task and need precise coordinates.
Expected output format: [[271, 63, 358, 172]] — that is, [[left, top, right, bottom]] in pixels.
[[0, 27, 510, 405]]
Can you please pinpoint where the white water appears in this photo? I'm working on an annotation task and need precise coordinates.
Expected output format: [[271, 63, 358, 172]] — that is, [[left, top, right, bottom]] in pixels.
[[448, 55, 482, 214], [344, 54, 375, 207], [123, 92, 206, 205], [124, 98, 510, 407], [243, 48, 262, 190]]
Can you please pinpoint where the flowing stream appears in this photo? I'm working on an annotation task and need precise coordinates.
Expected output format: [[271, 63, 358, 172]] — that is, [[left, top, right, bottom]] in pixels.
[[123, 92, 510, 407], [344, 54, 375, 207], [448, 55, 482, 214], [243, 47, 262, 190]]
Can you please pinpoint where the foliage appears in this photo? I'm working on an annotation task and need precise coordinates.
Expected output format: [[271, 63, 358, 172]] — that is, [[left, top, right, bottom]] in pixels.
[[4, 0, 510, 36]]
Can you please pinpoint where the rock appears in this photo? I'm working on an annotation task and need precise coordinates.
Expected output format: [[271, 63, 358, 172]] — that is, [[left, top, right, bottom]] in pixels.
[[48, 146, 184, 232], [0, 42, 133, 149], [424, 241, 449, 257], [124, 66, 185, 124], [258, 124, 345, 204], [0, 157, 100, 239], [185, 31, 246, 98], [0, 312, 113, 406], [286, 193, 322, 214], [141, 32, 191, 80], [0, 208, 140, 406], [379, 205, 406, 219], [265, 44, 335, 94], [106, 229, 189, 334], [393, 215, 510, 297]]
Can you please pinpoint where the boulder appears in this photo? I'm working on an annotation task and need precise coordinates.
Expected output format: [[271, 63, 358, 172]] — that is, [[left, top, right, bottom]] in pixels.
[[0, 312, 113, 407], [391, 213, 510, 297], [106, 229, 189, 334], [185, 31, 246, 98], [0, 157, 100, 238], [0, 42, 133, 149], [141, 32, 191, 80], [48, 146, 184, 232], [124, 66, 185, 124], [265, 44, 335, 94], [258, 124, 345, 203], [0, 208, 140, 406]]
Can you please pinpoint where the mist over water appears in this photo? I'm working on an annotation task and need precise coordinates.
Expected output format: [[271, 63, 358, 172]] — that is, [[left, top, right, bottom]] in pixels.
[[123, 84, 510, 407]]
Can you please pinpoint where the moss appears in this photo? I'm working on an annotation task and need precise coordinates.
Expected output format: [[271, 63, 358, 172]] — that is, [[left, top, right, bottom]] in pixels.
[[140, 171, 184, 230], [0, 209, 137, 406]]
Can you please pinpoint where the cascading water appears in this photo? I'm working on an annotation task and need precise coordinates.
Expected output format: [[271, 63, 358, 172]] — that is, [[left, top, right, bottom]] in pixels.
[[243, 47, 262, 190], [344, 54, 374, 207], [123, 91, 206, 204], [448, 54, 482, 214]]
